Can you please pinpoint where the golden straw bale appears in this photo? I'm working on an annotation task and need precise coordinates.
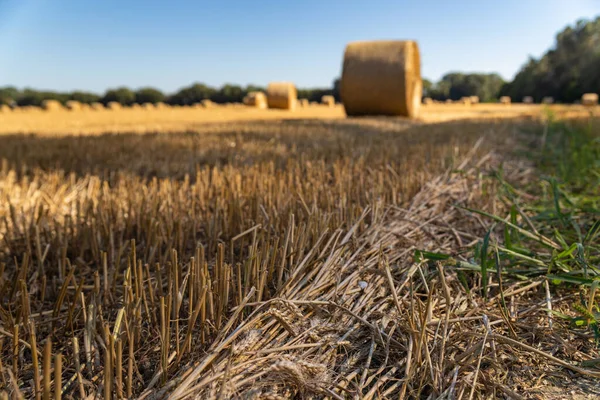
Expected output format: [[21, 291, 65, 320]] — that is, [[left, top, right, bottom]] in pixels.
[[469, 96, 479, 104], [201, 99, 215, 109], [499, 96, 511, 105], [267, 82, 297, 110], [130, 103, 142, 110], [340, 40, 421, 118], [582, 93, 598, 107], [142, 103, 155, 110], [65, 100, 82, 111], [445, 99, 453, 104], [298, 99, 309, 107], [243, 92, 267, 109], [107, 102, 122, 110], [90, 102, 104, 110], [42, 100, 64, 111], [0, 104, 11, 113], [460, 97, 472, 105], [423, 97, 433, 105], [321, 95, 335, 107], [79, 103, 91, 111]]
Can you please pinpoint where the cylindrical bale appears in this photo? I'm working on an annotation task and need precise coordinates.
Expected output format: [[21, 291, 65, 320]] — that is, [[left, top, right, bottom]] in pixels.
[[267, 82, 297, 110], [80, 103, 91, 111], [499, 96, 511, 105], [243, 91, 267, 109], [201, 99, 215, 109], [42, 100, 64, 111], [445, 99, 453, 104], [340, 40, 421, 118], [460, 97, 472, 105], [469, 96, 480, 104], [66, 100, 82, 111], [522, 96, 534, 104], [142, 103, 155, 110], [90, 102, 104, 110], [582, 93, 598, 107], [321, 95, 335, 107], [155, 102, 168, 109], [309, 101, 318, 106], [423, 97, 433, 105], [298, 99, 309, 107], [107, 102, 122, 110], [0, 104, 11, 113], [542, 96, 554, 104], [130, 103, 142, 110]]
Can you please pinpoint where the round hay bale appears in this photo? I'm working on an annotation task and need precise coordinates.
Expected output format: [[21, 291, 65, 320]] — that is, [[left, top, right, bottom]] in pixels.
[[469, 96, 480, 104], [243, 91, 267, 109], [522, 96, 534, 104], [582, 93, 598, 107], [321, 95, 335, 107], [340, 40, 421, 118], [298, 99, 309, 107], [445, 99, 453, 104], [309, 101, 318, 106], [142, 103, 155, 110], [542, 96, 554, 104], [130, 103, 142, 110], [90, 102, 104, 110], [267, 82, 297, 110], [42, 100, 64, 111], [66, 100, 82, 111], [423, 97, 433, 105], [155, 102, 169, 109], [460, 97, 472, 105], [79, 103, 91, 111], [499, 96, 511, 105], [201, 99, 215, 109], [107, 102, 122, 110], [0, 104, 11, 113]]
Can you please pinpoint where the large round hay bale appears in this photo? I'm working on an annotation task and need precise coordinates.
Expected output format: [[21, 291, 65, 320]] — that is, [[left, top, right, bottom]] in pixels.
[[42, 100, 64, 111], [522, 96, 534, 104], [266, 82, 297, 110], [445, 99, 453, 104], [582, 93, 598, 107], [469, 96, 480, 104], [90, 102, 104, 110], [321, 95, 335, 107], [107, 102, 122, 110], [130, 103, 142, 110], [298, 99, 309, 107], [499, 96, 511, 105], [542, 96, 554, 104], [423, 97, 433, 105], [66, 100, 82, 111], [201, 99, 215, 109], [142, 103, 155, 110], [243, 91, 267, 109], [460, 97, 472, 105], [79, 103, 91, 111], [340, 40, 421, 118], [0, 104, 11, 113], [155, 102, 169, 109]]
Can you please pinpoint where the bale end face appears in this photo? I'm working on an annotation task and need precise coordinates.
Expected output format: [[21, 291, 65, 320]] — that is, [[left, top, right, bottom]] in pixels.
[[582, 93, 598, 107], [499, 96, 511, 105], [340, 40, 421, 118]]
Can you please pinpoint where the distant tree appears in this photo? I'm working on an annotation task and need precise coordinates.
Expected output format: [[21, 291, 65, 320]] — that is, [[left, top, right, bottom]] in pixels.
[[16, 89, 69, 106], [167, 83, 216, 105], [0, 86, 20, 105], [69, 91, 101, 104], [422, 79, 433, 97], [101, 87, 135, 106], [211, 84, 244, 103], [135, 87, 165, 104], [332, 78, 341, 102]]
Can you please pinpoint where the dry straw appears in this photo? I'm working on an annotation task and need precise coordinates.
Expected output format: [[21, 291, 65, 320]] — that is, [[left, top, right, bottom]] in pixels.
[[90, 102, 104, 110], [66, 100, 82, 111], [423, 97, 433, 105], [582, 93, 598, 107], [298, 99, 309, 107], [340, 40, 421, 118], [0, 104, 11, 112], [107, 102, 122, 110], [142, 103, 155, 110], [499, 96, 511, 105], [460, 97, 472, 105], [267, 82, 297, 110], [321, 95, 335, 107], [42, 100, 64, 111], [469, 95, 480, 104], [201, 99, 215, 108], [522, 96, 534, 104], [243, 92, 267, 109]]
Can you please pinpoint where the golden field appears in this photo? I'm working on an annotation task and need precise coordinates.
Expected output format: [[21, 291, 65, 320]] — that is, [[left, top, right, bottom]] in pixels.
[[0, 104, 599, 399]]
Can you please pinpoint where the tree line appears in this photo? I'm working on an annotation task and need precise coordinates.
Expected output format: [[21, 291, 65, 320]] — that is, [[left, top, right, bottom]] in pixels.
[[0, 82, 337, 108], [1, 17, 597, 107]]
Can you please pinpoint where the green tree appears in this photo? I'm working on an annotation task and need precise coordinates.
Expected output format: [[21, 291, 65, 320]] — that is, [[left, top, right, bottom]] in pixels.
[[0, 86, 20, 105], [69, 91, 101, 104], [167, 83, 216, 105], [101, 87, 135, 106], [135, 87, 165, 104]]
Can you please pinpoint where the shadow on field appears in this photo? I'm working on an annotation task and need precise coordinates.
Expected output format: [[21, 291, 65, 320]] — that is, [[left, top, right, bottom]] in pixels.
[[0, 117, 532, 180]]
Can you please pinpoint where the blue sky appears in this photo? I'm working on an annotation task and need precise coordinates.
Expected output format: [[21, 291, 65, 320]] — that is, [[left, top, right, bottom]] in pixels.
[[0, 0, 599, 93]]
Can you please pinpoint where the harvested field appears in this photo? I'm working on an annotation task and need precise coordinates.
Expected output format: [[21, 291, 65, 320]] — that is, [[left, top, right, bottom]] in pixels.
[[0, 105, 599, 399]]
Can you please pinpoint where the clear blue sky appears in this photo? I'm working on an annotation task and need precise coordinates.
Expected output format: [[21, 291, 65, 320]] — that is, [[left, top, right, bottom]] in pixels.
[[1, 0, 599, 93]]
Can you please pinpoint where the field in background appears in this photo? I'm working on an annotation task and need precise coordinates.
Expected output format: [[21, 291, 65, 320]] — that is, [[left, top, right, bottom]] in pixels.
[[1, 105, 599, 399], [0, 102, 597, 135]]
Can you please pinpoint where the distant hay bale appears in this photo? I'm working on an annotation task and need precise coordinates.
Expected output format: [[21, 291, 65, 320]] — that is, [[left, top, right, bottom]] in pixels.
[[155, 102, 168, 109], [130, 103, 142, 110], [582, 93, 598, 107], [522, 96, 534, 104], [0, 104, 11, 113], [499, 96, 511, 105], [267, 82, 297, 110], [142, 103, 155, 110], [80, 103, 91, 111], [42, 100, 64, 111], [243, 91, 267, 109], [107, 102, 122, 110], [469, 96, 480, 104], [423, 97, 433, 105], [21, 106, 41, 113], [201, 99, 215, 108], [340, 40, 421, 118], [90, 102, 104, 110], [542, 96, 554, 104], [445, 99, 453, 104], [298, 99, 309, 107], [66, 100, 82, 111], [460, 97, 472, 105], [309, 101, 319, 106], [321, 95, 335, 107]]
